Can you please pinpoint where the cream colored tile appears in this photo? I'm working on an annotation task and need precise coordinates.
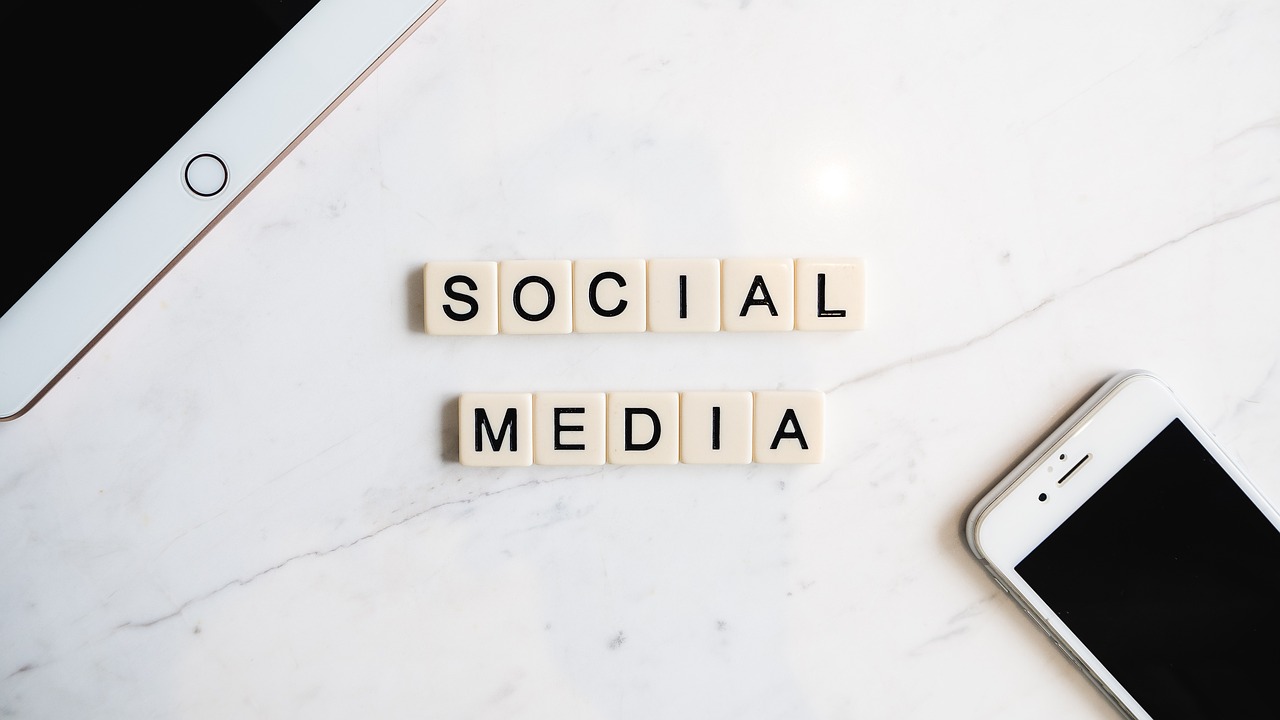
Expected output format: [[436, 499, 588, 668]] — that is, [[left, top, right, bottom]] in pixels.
[[459, 392, 533, 466], [534, 392, 606, 465], [572, 259, 647, 333], [679, 391, 753, 464], [753, 391, 824, 464], [423, 261, 498, 335], [498, 260, 573, 334], [722, 258, 795, 332], [606, 391, 680, 464], [646, 258, 721, 332], [795, 258, 866, 331]]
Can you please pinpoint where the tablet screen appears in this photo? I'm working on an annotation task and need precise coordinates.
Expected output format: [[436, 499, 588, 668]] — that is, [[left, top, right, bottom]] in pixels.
[[6, 1, 322, 317]]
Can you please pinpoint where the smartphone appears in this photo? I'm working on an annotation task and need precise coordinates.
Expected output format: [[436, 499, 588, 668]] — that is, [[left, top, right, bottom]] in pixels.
[[965, 370, 1280, 719], [0, 0, 449, 421]]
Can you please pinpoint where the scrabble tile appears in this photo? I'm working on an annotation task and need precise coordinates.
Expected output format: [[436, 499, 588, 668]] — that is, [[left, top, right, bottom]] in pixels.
[[753, 391, 824, 464], [795, 258, 866, 331], [679, 391, 753, 464], [499, 260, 573, 334], [573, 259, 647, 333], [606, 391, 680, 465], [721, 258, 795, 332], [534, 392, 606, 465], [646, 258, 722, 332], [423, 261, 499, 335], [459, 393, 533, 466]]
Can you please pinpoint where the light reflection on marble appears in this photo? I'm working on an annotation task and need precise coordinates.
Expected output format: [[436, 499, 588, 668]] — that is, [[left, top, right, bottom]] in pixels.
[[2, 0, 1278, 718]]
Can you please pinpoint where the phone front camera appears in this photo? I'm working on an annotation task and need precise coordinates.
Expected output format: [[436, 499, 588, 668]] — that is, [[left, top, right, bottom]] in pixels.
[[1038, 492, 1048, 502]]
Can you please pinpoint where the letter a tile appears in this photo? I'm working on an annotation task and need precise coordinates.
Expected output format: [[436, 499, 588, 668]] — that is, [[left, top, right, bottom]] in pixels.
[[722, 258, 794, 332], [753, 391, 824, 464]]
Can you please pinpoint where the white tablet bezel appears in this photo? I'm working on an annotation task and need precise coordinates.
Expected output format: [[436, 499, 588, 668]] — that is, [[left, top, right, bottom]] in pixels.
[[0, 0, 448, 420]]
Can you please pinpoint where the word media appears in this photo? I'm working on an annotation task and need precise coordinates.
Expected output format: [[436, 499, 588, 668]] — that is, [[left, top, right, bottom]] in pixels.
[[459, 390, 825, 466]]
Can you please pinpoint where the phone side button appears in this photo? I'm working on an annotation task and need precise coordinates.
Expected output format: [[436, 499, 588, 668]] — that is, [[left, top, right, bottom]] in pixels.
[[184, 153, 228, 198], [1027, 611, 1079, 666]]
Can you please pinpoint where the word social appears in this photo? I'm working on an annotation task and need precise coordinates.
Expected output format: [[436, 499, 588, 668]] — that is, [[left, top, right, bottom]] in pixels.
[[425, 258, 865, 334]]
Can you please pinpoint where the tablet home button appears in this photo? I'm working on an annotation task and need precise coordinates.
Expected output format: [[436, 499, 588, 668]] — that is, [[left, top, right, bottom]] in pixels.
[[184, 153, 228, 197]]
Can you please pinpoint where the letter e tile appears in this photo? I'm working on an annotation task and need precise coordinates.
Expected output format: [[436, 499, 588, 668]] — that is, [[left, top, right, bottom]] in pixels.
[[534, 392, 606, 465]]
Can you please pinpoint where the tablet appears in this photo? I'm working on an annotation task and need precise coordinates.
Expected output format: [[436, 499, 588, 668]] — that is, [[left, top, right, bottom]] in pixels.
[[1, 0, 449, 420]]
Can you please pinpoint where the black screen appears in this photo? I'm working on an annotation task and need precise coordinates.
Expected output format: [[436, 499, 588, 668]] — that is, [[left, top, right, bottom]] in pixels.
[[4, 1, 322, 317], [1016, 418, 1280, 719]]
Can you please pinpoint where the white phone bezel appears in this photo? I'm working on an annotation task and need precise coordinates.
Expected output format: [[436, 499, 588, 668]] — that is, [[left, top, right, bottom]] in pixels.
[[966, 370, 1280, 720], [0, 0, 449, 420]]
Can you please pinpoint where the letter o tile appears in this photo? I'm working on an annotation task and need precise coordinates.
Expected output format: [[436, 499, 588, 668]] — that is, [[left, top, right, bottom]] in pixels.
[[499, 260, 574, 334]]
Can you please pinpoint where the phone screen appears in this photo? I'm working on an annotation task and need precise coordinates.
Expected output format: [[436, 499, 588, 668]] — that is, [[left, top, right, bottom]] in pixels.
[[5, 1, 321, 318], [1015, 418, 1280, 719]]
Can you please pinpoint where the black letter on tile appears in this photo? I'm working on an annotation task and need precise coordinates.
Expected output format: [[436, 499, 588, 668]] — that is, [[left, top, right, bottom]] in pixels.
[[475, 408, 518, 452], [443, 275, 480, 322], [678, 275, 688, 319], [739, 275, 779, 317], [624, 408, 661, 451], [554, 407, 586, 450], [770, 409, 808, 450], [711, 406, 721, 450], [588, 272, 628, 317], [513, 276, 555, 321], [816, 273, 847, 318]]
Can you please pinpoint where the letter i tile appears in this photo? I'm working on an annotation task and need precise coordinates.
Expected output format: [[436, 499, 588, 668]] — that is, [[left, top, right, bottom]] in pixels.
[[679, 391, 753, 464], [647, 258, 721, 332]]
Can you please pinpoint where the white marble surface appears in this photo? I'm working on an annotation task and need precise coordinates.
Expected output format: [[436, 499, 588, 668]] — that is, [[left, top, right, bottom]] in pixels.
[[3, 1, 1279, 717]]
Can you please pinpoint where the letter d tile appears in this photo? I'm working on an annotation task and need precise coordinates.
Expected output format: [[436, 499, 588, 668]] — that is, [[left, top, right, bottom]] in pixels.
[[607, 391, 680, 465]]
